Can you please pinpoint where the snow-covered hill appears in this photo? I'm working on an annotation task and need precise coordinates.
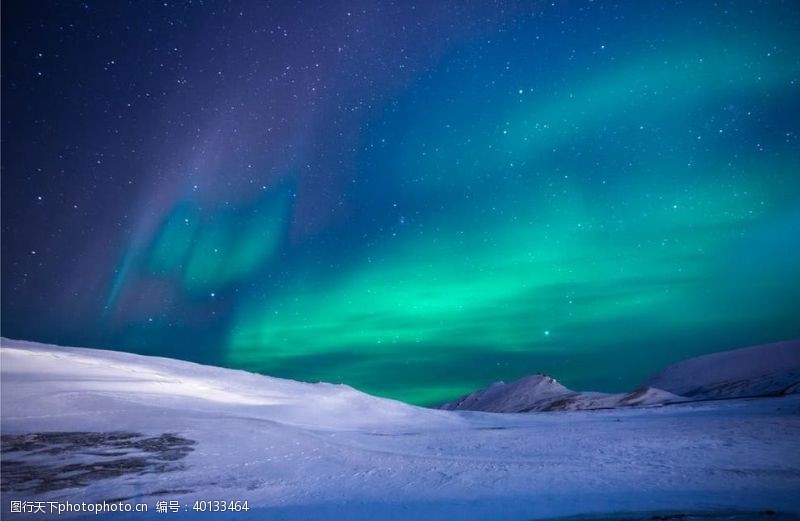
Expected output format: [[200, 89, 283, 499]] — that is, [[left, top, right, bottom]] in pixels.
[[644, 338, 800, 399], [0, 338, 449, 432], [2, 338, 800, 520], [440, 339, 800, 413]]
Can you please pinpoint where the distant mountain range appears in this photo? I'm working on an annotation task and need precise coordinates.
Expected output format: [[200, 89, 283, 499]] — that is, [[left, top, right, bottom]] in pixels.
[[439, 339, 800, 413]]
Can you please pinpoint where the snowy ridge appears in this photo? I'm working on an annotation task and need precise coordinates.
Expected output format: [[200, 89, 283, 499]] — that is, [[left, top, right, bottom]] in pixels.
[[439, 374, 684, 413], [440, 339, 800, 413], [644, 338, 800, 399], [536, 386, 685, 412]]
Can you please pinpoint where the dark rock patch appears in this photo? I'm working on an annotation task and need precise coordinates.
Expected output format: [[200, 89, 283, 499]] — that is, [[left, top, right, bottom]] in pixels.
[[1, 431, 196, 493]]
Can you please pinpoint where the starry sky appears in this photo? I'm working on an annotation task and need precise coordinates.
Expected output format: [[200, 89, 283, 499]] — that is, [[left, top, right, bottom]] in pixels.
[[2, 1, 800, 405]]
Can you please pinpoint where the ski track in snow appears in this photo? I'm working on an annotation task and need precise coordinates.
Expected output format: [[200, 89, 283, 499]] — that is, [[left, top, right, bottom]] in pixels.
[[1, 338, 799, 520]]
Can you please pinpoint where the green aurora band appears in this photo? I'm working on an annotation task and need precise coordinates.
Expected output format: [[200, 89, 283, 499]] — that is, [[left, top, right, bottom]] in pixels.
[[226, 24, 800, 404], [91, 3, 800, 405]]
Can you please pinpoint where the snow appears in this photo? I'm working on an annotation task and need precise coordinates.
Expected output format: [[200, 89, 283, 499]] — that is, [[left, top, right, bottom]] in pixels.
[[441, 340, 800, 413], [645, 339, 800, 399], [439, 374, 572, 412], [0, 338, 449, 431], [439, 374, 686, 413], [2, 337, 800, 520]]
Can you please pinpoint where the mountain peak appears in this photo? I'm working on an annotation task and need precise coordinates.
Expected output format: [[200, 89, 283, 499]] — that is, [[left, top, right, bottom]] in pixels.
[[439, 373, 571, 413]]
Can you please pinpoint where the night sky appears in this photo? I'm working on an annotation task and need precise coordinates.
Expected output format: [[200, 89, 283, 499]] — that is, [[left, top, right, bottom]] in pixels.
[[2, 1, 799, 405]]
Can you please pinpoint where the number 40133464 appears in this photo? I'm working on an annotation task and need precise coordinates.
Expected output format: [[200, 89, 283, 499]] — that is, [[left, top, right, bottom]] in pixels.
[[192, 500, 250, 512]]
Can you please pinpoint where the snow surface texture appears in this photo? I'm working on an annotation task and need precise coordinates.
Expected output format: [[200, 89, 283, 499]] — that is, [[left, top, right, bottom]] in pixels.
[[439, 339, 800, 413], [2, 337, 800, 520]]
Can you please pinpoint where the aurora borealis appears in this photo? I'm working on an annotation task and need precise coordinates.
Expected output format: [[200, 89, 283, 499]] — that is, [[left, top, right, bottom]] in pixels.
[[3, 1, 799, 405]]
